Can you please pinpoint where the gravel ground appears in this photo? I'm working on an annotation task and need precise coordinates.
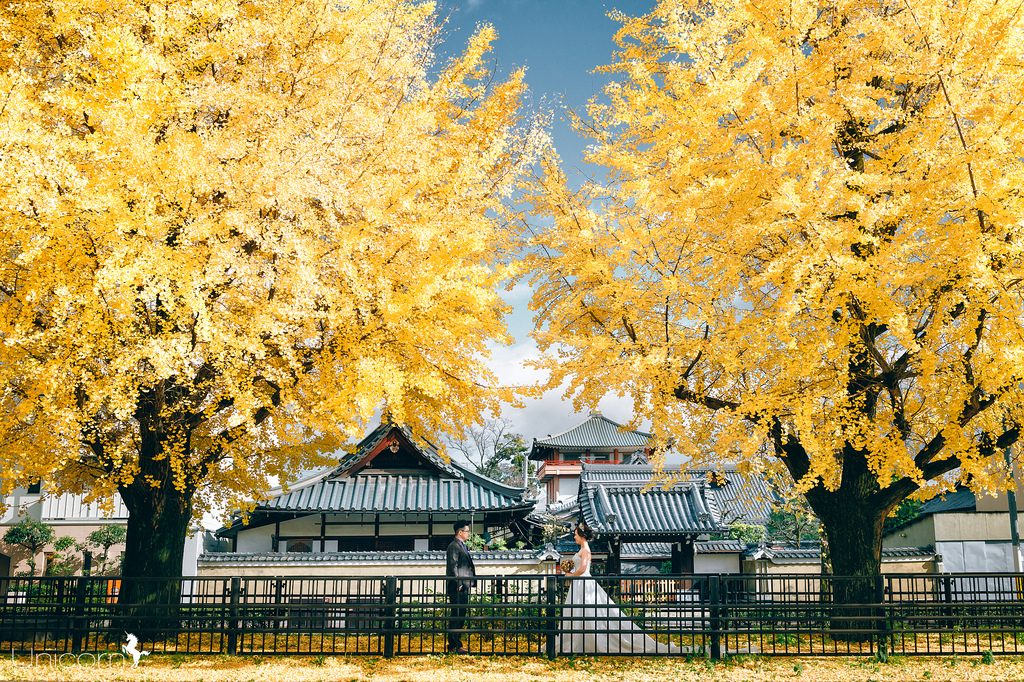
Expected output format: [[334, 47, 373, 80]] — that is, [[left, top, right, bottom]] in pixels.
[[2, 654, 1024, 681]]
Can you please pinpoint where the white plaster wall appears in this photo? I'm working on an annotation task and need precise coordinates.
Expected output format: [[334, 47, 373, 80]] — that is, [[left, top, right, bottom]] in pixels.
[[299, 523, 434, 538], [236, 526, 274, 552], [0, 491, 42, 524], [936, 540, 1016, 572], [199, 560, 555, 578], [934, 513, 1014, 543], [558, 477, 580, 501], [695, 553, 741, 574], [884, 515, 936, 548], [182, 530, 202, 577], [278, 516, 322, 535]]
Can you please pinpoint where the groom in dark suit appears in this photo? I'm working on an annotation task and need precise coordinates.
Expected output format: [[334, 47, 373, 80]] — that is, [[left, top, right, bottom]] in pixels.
[[446, 519, 476, 653]]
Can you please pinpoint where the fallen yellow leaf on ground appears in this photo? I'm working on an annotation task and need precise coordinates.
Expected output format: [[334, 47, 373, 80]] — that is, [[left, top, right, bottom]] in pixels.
[[2, 654, 1024, 681]]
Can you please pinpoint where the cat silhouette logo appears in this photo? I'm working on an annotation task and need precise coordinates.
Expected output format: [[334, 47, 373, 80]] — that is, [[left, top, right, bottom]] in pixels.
[[122, 632, 150, 667]]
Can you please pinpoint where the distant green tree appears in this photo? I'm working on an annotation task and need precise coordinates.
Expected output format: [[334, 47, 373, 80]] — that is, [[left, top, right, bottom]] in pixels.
[[480, 434, 535, 489], [728, 522, 767, 545], [762, 467, 822, 546], [447, 419, 537, 491], [2, 518, 54, 576], [466, 533, 509, 551], [44, 536, 82, 576], [766, 508, 822, 546], [883, 499, 923, 534], [86, 525, 127, 575]]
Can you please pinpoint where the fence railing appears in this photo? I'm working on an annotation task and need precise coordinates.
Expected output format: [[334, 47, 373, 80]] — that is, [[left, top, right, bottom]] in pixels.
[[2, 573, 1023, 659]]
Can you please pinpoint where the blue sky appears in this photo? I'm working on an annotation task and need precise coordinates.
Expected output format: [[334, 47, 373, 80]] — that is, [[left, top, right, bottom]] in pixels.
[[436, 0, 657, 440], [438, 0, 654, 187]]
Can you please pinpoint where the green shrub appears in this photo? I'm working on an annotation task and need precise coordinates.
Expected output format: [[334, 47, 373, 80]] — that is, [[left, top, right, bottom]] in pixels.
[[773, 633, 799, 646]]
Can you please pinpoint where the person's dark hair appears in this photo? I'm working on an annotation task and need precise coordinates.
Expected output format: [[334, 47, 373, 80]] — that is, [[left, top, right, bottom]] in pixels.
[[574, 521, 596, 542], [453, 520, 471, 533]]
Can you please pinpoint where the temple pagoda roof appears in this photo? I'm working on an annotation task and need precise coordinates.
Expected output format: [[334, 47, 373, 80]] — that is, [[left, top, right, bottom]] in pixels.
[[217, 422, 534, 537], [529, 413, 650, 459]]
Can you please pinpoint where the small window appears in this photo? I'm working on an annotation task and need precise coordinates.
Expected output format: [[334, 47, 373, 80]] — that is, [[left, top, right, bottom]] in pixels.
[[375, 537, 411, 551], [336, 538, 376, 552], [26, 482, 41, 494], [286, 539, 313, 553]]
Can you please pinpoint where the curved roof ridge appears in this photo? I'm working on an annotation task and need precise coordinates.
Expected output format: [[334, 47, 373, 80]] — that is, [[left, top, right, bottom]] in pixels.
[[260, 464, 336, 501], [581, 462, 685, 472], [541, 413, 625, 440], [454, 459, 529, 497], [329, 422, 464, 480], [532, 414, 651, 449]]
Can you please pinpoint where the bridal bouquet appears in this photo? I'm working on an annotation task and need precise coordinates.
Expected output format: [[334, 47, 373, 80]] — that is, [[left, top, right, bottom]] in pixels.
[[559, 558, 574, 573]]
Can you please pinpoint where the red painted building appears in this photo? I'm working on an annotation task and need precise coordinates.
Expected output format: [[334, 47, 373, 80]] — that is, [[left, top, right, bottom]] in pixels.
[[529, 412, 650, 505]]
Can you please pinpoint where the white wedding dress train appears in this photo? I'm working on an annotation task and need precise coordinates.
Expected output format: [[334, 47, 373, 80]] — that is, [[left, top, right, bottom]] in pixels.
[[559, 551, 685, 655]]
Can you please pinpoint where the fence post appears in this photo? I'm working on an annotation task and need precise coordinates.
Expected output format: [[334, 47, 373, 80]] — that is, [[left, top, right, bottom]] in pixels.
[[709, 575, 722, 661], [544, 575, 558, 660], [226, 577, 240, 655], [71, 577, 89, 654], [51, 578, 66, 652], [273, 578, 284, 630], [383, 576, 397, 659], [874, 574, 889, 659], [942, 574, 953, 625]]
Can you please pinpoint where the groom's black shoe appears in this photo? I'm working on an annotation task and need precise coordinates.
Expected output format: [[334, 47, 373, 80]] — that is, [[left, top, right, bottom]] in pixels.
[[448, 647, 469, 654]]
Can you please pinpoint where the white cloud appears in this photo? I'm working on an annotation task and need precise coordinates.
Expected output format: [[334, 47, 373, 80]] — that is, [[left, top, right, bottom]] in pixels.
[[485, 338, 641, 440]]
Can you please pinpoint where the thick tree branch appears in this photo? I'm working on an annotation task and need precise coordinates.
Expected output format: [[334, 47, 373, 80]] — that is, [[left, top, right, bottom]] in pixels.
[[673, 385, 740, 412], [879, 425, 1021, 510], [770, 416, 812, 483]]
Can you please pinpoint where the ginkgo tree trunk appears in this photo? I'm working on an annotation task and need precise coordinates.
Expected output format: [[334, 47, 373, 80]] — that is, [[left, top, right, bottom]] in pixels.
[[526, 0, 1024, 637], [0, 0, 539, 613]]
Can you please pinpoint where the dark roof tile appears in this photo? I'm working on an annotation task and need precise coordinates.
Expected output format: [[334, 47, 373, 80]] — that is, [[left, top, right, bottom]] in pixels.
[[531, 414, 650, 453], [744, 543, 935, 562], [918, 488, 977, 516], [579, 476, 724, 536], [580, 463, 776, 528]]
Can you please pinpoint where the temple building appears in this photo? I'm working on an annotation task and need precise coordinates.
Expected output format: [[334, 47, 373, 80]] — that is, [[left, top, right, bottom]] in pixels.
[[207, 422, 550, 577], [530, 412, 650, 505], [524, 411, 781, 575], [576, 463, 777, 573]]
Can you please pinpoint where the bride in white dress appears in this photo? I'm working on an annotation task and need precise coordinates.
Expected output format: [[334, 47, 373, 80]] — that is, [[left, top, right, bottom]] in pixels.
[[559, 522, 684, 655]]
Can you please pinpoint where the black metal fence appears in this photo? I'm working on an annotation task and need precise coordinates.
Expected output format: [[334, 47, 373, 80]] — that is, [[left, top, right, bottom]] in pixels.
[[2, 573, 1024, 659]]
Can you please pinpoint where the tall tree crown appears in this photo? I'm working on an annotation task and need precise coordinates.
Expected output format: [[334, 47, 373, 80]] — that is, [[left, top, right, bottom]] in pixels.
[[527, 0, 1024, 504], [0, 0, 540, 516]]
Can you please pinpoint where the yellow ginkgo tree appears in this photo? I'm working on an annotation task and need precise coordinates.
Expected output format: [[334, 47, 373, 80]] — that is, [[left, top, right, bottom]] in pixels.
[[527, 0, 1024, 611], [0, 0, 538, 594]]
